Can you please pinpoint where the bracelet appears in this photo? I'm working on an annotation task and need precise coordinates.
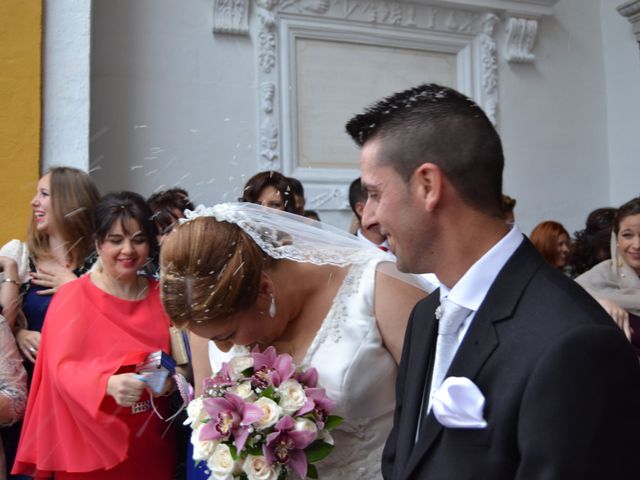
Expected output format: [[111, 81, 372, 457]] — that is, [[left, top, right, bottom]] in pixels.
[[2, 277, 20, 287]]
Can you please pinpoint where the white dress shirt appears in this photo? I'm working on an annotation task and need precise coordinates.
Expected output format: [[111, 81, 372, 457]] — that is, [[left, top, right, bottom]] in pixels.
[[439, 226, 524, 351]]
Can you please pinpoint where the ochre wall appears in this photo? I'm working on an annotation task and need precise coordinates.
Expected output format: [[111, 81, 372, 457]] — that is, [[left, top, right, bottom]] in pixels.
[[0, 1, 42, 245]]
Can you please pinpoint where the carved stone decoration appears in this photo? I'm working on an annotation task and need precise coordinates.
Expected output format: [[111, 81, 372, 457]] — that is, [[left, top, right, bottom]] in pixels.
[[306, 186, 350, 210], [478, 14, 499, 125], [255, 0, 281, 169], [504, 17, 538, 63], [251, 0, 557, 208], [261, 82, 275, 113], [259, 121, 279, 168], [618, 0, 640, 45], [213, 0, 250, 34]]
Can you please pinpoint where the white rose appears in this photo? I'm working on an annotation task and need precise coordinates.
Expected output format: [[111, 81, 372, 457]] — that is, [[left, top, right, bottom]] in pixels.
[[184, 397, 207, 427], [228, 355, 254, 380], [243, 455, 281, 480], [253, 397, 283, 430], [207, 443, 237, 480], [277, 379, 307, 415], [294, 417, 318, 440], [191, 424, 219, 462], [230, 381, 256, 401]]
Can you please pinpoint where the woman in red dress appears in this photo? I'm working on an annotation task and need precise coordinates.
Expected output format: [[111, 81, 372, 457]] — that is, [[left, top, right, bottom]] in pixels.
[[13, 191, 176, 479]]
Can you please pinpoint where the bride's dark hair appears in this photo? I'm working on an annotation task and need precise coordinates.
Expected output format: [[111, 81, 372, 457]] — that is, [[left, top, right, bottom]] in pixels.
[[160, 217, 274, 327]]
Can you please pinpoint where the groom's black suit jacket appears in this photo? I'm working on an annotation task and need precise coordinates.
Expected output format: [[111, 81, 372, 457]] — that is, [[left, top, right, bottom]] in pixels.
[[382, 238, 640, 480]]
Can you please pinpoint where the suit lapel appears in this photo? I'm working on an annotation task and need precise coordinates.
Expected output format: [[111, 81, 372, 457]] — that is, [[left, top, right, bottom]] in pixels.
[[392, 296, 440, 477], [400, 239, 544, 479]]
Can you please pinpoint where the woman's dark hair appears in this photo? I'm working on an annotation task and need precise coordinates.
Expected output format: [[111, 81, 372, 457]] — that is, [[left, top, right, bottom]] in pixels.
[[572, 207, 617, 275], [94, 191, 159, 259], [148, 187, 195, 236], [614, 197, 640, 234], [240, 171, 297, 214]]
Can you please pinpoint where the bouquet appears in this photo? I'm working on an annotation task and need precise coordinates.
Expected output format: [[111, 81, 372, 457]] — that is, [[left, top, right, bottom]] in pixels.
[[185, 346, 342, 479]]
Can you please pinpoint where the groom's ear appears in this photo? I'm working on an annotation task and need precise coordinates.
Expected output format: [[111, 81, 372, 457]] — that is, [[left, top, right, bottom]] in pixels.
[[413, 162, 442, 212]]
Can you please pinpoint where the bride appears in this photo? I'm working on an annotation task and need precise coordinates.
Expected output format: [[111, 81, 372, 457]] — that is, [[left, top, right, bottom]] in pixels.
[[159, 203, 429, 479]]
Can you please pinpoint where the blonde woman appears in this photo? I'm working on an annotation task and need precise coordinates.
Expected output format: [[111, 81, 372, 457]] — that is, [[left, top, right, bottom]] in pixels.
[[0, 166, 99, 356], [0, 167, 99, 478]]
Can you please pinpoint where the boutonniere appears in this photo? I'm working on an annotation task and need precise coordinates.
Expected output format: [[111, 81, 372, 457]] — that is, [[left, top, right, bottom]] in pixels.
[[432, 376, 488, 429]]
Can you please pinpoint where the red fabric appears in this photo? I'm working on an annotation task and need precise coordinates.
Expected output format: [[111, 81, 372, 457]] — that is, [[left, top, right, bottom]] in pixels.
[[13, 275, 175, 478]]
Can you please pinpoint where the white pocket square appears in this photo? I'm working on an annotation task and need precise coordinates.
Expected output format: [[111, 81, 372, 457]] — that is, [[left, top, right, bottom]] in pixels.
[[432, 376, 488, 429]]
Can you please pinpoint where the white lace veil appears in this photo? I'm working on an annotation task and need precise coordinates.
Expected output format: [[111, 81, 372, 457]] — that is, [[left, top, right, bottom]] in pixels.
[[181, 203, 431, 292]]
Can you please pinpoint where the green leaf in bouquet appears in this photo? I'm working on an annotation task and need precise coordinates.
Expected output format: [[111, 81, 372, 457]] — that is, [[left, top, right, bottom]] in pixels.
[[259, 385, 276, 399], [229, 443, 238, 461], [325, 415, 343, 432], [241, 367, 254, 377], [307, 464, 319, 479], [246, 444, 263, 456], [305, 440, 334, 463]]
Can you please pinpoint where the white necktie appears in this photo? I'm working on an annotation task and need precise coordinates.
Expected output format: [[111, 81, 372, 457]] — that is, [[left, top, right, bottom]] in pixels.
[[426, 299, 471, 413]]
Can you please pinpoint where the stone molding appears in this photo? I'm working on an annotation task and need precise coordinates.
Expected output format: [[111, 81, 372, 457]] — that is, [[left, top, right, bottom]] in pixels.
[[213, 0, 250, 34], [250, 0, 556, 207], [618, 0, 640, 44]]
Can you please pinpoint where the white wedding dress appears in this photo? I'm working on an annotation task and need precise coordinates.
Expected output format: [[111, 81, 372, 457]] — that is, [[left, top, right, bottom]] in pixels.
[[208, 258, 397, 479]]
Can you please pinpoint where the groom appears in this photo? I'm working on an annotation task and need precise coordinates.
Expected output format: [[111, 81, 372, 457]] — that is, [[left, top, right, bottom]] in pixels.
[[346, 84, 640, 479]]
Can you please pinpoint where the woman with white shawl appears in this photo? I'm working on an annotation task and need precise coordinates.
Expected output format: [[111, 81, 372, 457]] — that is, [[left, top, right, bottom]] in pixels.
[[576, 197, 640, 352]]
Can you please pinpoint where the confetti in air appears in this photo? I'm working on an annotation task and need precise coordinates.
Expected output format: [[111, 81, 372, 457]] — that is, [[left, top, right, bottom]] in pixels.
[[64, 207, 87, 218]]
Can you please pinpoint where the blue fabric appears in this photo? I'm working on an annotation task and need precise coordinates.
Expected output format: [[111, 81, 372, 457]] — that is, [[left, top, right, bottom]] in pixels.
[[21, 285, 52, 333], [186, 442, 211, 480]]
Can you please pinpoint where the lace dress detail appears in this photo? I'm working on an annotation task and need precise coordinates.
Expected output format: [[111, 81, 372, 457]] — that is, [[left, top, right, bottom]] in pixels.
[[305, 259, 396, 480], [0, 316, 27, 426], [303, 262, 365, 352]]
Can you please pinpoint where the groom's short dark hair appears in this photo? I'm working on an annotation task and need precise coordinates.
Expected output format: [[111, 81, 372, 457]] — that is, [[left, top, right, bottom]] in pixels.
[[345, 83, 504, 217]]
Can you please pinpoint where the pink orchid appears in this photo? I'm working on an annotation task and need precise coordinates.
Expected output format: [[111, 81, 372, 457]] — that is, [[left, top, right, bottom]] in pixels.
[[200, 392, 263, 451], [297, 388, 337, 428], [295, 367, 318, 388], [251, 346, 295, 388], [264, 416, 316, 478]]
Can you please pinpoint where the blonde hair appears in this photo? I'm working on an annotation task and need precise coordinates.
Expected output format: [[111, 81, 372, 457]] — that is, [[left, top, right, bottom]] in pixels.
[[27, 167, 100, 268], [160, 217, 273, 328]]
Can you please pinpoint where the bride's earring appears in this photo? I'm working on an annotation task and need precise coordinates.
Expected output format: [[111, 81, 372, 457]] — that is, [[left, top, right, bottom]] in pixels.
[[269, 294, 276, 318]]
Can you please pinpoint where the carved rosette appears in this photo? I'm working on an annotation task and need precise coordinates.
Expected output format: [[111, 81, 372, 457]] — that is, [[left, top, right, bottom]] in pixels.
[[504, 17, 538, 63], [213, 0, 250, 34]]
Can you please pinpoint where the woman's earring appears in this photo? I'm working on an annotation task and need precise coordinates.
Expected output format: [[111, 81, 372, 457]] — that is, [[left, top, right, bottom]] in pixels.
[[269, 294, 276, 318]]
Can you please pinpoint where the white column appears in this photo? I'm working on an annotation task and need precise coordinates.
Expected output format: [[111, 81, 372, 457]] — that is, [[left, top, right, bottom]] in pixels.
[[41, 0, 92, 172]]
